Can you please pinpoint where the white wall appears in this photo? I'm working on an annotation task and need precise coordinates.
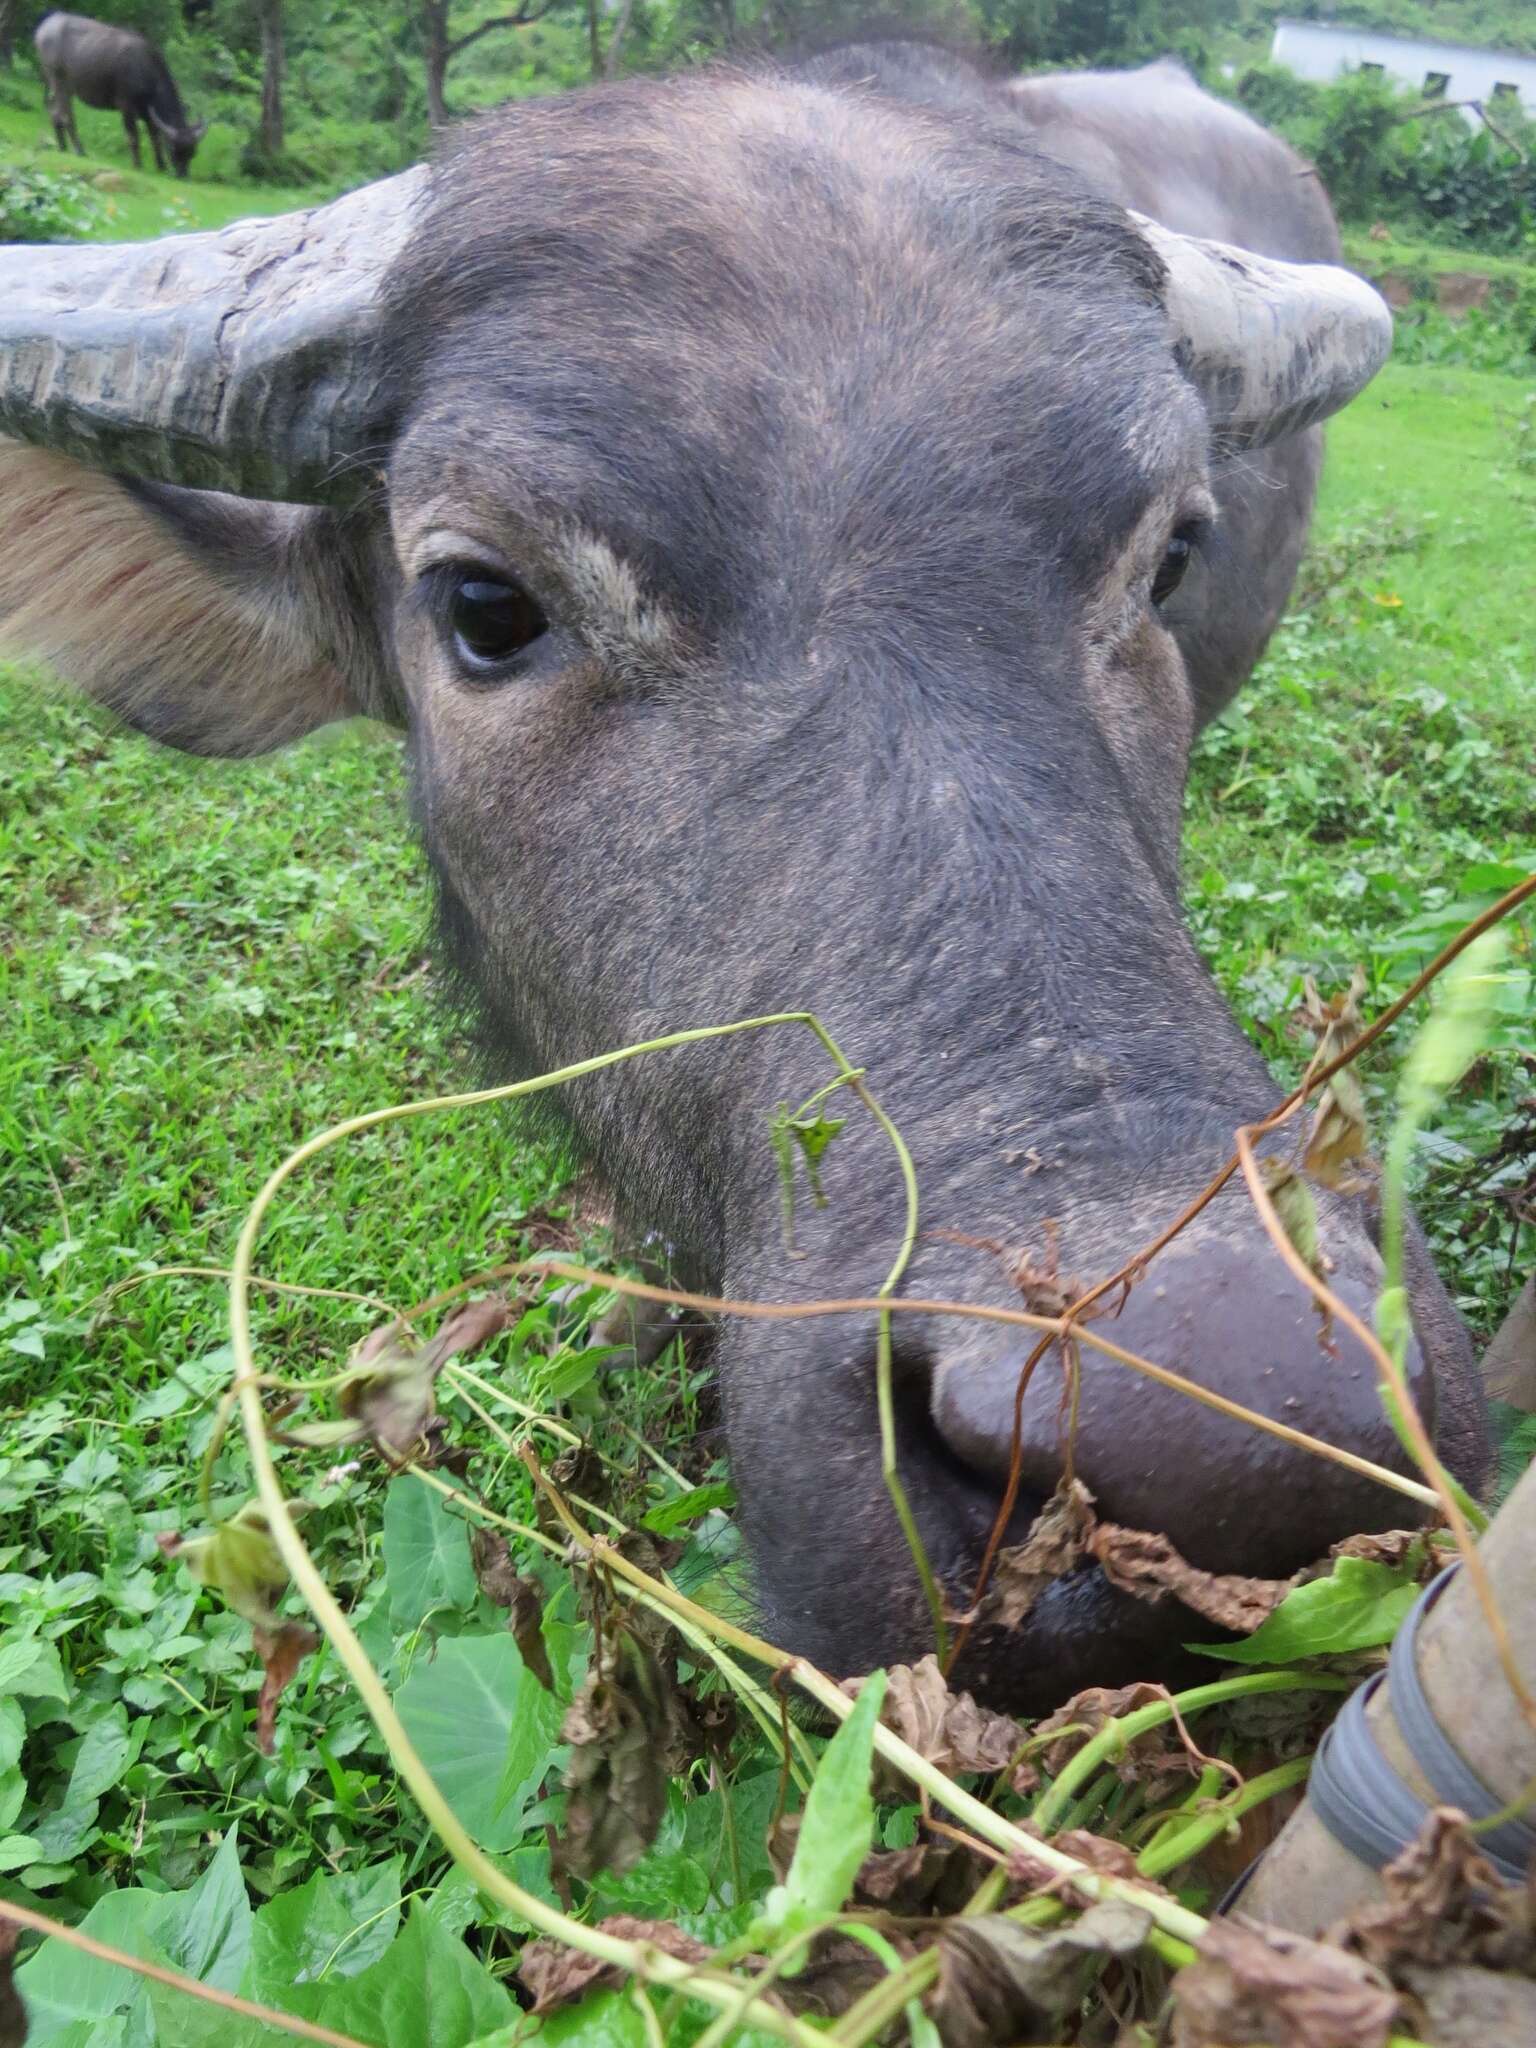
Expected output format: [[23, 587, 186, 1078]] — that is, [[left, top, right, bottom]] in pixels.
[[1271, 18, 1536, 124]]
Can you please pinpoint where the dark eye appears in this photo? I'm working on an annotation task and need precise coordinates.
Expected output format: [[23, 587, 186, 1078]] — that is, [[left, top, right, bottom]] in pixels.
[[448, 574, 547, 672], [1151, 526, 1199, 608]]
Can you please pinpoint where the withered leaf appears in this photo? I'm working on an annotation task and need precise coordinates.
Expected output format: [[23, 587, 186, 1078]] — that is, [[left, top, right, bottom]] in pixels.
[[1333, 1807, 1536, 1976], [555, 1629, 674, 1882], [157, 1498, 312, 1629], [0, 1916, 26, 2048], [842, 1654, 1024, 1785], [519, 1915, 709, 2014], [1092, 1523, 1293, 1632], [252, 1621, 319, 1755], [976, 1478, 1097, 1631], [854, 1836, 990, 1915], [1299, 970, 1373, 1193], [782, 1936, 889, 2020], [1033, 1682, 1189, 1784], [468, 1527, 553, 1691], [1329, 1530, 1438, 1582], [1260, 1159, 1327, 1279], [1170, 1915, 1396, 2048], [287, 1296, 513, 1464], [929, 1900, 1153, 2048], [1398, 1964, 1536, 2048], [1008, 1826, 1173, 1908]]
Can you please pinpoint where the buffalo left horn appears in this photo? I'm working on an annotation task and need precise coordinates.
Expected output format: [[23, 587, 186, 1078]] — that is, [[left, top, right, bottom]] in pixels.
[[1134, 214, 1393, 451], [0, 167, 427, 504]]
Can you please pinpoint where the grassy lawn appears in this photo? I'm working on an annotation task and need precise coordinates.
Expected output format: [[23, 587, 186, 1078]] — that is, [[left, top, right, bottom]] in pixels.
[[0, 97, 325, 239], [0, 339, 1532, 2030]]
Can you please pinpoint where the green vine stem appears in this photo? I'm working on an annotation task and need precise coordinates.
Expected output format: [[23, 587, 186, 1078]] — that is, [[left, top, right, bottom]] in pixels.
[[527, 1259, 1441, 1514], [222, 1009, 944, 1653], [404, 1459, 819, 1792], [1135, 1758, 1312, 1880], [1028, 1671, 1350, 1835]]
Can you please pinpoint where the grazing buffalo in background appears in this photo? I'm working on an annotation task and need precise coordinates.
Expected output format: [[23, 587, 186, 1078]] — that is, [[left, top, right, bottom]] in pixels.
[[0, 44, 1487, 1711], [35, 9, 206, 178]]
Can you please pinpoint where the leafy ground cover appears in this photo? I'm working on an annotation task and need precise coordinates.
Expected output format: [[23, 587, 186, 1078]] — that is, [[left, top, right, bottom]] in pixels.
[[0, 343, 1532, 2042]]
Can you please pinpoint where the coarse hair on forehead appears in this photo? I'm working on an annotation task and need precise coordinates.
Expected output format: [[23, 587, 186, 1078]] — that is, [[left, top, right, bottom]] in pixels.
[[378, 59, 1170, 420]]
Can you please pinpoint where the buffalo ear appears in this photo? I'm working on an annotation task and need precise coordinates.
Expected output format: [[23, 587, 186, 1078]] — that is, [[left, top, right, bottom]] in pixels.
[[0, 442, 394, 757]]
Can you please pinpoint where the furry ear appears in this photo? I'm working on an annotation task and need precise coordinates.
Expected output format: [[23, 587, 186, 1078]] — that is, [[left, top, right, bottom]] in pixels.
[[0, 441, 394, 757]]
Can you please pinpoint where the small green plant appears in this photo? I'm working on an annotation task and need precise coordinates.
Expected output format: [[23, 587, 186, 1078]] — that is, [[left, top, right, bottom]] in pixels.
[[0, 163, 106, 243]]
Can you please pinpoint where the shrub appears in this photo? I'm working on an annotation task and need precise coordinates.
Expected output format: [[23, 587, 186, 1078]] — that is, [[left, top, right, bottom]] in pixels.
[[0, 161, 107, 242]]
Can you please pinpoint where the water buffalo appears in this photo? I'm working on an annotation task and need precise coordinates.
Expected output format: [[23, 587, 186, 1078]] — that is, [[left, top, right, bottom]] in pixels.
[[35, 9, 206, 178], [0, 44, 1487, 1710]]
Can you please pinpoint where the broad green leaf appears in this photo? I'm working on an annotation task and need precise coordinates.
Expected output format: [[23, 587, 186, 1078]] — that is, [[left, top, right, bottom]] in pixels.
[[143, 1989, 269, 2048], [156, 1827, 250, 1993], [14, 1887, 165, 2043], [528, 1988, 650, 2045], [751, 1669, 886, 1957], [395, 1632, 562, 1851], [0, 1832, 42, 1872], [639, 1481, 735, 1537], [383, 1472, 479, 1632], [287, 1904, 514, 2048], [1189, 1557, 1420, 1664], [67, 1706, 134, 1804], [28, 1799, 99, 1864], [0, 1635, 68, 1701], [250, 1855, 403, 1991], [0, 1698, 24, 1773]]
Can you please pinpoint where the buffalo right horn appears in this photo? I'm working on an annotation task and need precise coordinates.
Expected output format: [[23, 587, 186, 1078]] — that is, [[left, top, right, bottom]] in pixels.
[[1135, 214, 1394, 451], [0, 167, 428, 504]]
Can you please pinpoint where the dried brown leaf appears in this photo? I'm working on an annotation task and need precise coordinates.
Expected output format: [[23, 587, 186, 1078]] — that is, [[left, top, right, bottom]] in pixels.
[[518, 1915, 709, 2013], [1299, 970, 1373, 1193], [930, 1900, 1153, 2048], [1398, 1963, 1536, 2047], [1170, 1915, 1396, 2048], [555, 1629, 673, 1882], [842, 1654, 1024, 1785], [468, 1527, 554, 1690], [1092, 1523, 1293, 1632], [854, 1837, 990, 1915], [1332, 1807, 1536, 1976], [1328, 1530, 1438, 1581], [1008, 1827, 1173, 1909], [327, 1295, 512, 1464], [782, 1936, 889, 2020], [977, 1478, 1097, 1631], [251, 1622, 319, 1756], [1033, 1682, 1189, 1784]]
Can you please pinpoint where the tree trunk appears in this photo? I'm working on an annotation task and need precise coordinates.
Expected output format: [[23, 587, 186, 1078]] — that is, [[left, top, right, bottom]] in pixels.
[[603, 0, 636, 78], [1241, 1453, 1536, 1933], [257, 0, 285, 161], [423, 0, 450, 128], [586, 0, 600, 81], [0, 0, 16, 70]]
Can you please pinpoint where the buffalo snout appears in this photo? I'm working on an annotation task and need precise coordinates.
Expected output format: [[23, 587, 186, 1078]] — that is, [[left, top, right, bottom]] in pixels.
[[929, 1224, 1434, 1583]]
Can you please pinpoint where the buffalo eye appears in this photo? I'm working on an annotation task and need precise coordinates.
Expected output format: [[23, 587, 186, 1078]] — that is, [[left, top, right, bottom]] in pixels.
[[447, 574, 547, 672], [1150, 525, 1200, 608]]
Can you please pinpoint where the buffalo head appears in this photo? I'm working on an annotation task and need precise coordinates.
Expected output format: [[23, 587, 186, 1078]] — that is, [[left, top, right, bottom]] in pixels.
[[0, 59, 1485, 1708]]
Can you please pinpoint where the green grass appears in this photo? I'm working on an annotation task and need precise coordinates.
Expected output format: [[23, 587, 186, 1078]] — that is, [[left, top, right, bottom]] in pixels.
[[1, 333, 1533, 2038], [0, 99, 325, 240]]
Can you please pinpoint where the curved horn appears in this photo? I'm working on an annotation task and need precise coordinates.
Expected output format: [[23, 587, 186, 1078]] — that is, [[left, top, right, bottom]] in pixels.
[[0, 168, 427, 504], [1133, 214, 1392, 451]]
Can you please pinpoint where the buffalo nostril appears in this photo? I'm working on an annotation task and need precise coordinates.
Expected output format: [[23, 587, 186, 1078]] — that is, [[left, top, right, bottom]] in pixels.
[[929, 1232, 1432, 1578]]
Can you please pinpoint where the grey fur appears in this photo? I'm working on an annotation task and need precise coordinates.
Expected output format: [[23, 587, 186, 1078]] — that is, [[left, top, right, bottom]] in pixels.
[[0, 46, 1481, 1710]]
